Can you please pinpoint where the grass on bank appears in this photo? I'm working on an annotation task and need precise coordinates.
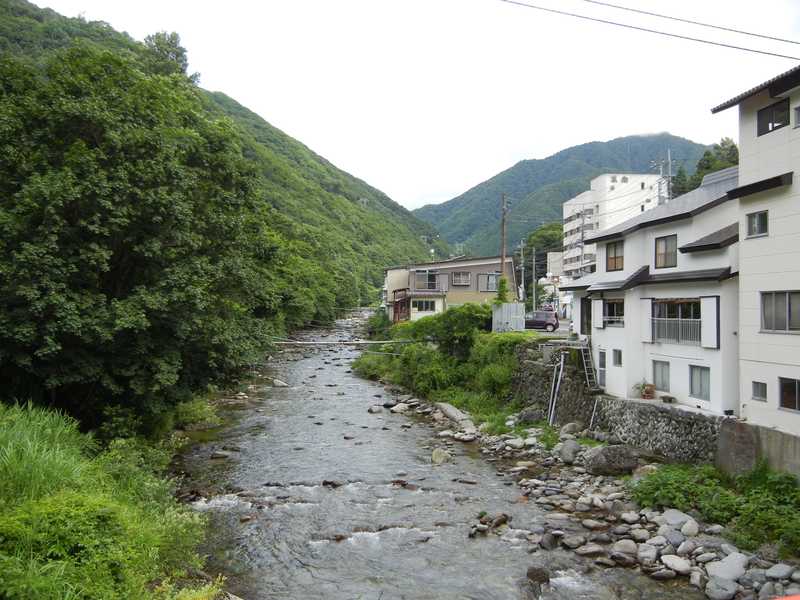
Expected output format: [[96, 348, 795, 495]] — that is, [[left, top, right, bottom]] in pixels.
[[631, 462, 800, 557], [355, 306, 539, 435], [0, 402, 221, 600]]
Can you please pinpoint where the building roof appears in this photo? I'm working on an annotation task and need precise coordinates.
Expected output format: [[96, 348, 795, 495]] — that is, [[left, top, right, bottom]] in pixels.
[[384, 255, 512, 272], [585, 166, 739, 244], [679, 223, 739, 253], [711, 64, 800, 114], [726, 172, 793, 200], [560, 266, 734, 292]]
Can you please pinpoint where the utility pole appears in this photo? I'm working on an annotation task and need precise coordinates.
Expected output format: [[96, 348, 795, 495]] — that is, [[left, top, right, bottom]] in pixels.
[[518, 240, 526, 301], [531, 246, 536, 310], [500, 193, 507, 281]]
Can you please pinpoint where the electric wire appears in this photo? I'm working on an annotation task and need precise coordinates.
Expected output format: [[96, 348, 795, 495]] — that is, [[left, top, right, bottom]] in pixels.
[[496, 0, 800, 61], [581, 0, 800, 46]]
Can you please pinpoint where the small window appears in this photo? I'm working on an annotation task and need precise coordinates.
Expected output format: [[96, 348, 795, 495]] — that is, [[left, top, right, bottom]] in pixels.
[[761, 291, 800, 332], [655, 235, 677, 268], [451, 271, 471, 286], [412, 299, 435, 312], [653, 360, 670, 391], [779, 378, 800, 411], [606, 241, 624, 271], [610, 175, 617, 183], [752, 381, 767, 401], [603, 299, 624, 326], [610, 185, 615, 191], [641, 181, 645, 190], [598, 350, 606, 387], [757, 98, 790, 136], [746, 211, 768, 237], [612, 349, 622, 366], [479, 273, 500, 292], [690, 365, 710, 401], [795, 106, 800, 128], [641, 205, 645, 212], [621, 176, 629, 183], [415, 271, 438, 290]]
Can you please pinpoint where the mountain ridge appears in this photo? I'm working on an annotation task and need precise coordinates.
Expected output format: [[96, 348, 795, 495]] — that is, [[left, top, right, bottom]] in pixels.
[[413, 133, 708, 255]]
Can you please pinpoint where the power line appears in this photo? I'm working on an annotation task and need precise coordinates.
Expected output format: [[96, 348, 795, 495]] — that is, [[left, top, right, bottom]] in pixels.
[[581, 0, 800, 46], [496, 0, 800, 61]]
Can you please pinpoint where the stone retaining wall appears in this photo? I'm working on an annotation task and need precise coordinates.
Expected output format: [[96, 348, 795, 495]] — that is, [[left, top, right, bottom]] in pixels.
[[593, 396, 723, 463]]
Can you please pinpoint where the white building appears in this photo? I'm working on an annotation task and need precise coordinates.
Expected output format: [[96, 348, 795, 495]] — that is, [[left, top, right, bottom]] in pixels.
[[562, 173, 662, 278], [712, 66, 800, 433], [562, 167, 741, 416]]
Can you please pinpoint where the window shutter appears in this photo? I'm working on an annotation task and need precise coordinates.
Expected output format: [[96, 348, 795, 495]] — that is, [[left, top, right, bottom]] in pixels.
[[477, 273, 487, 292], [641, 298, 653, 343], [701, 296, 719, 349], [592, 299, 605, 329]]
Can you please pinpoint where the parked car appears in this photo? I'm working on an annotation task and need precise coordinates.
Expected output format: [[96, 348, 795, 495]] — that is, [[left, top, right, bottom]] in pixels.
[[525, 310, 559, 332]]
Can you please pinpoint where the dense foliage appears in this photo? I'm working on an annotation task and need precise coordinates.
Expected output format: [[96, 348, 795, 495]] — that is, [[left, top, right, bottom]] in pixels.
[[0, 403, 217, 599], [632, 462, 800, 556], [354, 305, 537, 434], [671, 137, 740, 197], [0, 0, 446, 430], [414, 133, 709, 255]]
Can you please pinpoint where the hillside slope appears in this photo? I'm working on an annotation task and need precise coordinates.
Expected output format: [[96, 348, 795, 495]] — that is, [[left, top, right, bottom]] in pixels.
[[0, 0, 445, 289], [414, 133, 707, 255]]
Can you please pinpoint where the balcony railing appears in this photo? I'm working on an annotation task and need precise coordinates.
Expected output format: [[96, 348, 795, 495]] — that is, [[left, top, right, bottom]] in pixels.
[[603, 316, 624, 327], [652, 318, 701, 345]]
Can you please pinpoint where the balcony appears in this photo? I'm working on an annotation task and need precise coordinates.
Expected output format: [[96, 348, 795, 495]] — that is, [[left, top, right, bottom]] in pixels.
[[603, 316, 624, 327], [652, 318, 701, 345]]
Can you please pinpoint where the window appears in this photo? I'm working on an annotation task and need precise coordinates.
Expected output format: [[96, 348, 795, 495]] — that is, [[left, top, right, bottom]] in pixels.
[[761, 291, 800, 332], [621, 176, 629, 183], [641, 205, 645, 212], [757, 98, 790, 136], [653, 360, 670, 391], [780, 378, 800, 411], [610, 175, 617, 183], [613, 349, 622, 366], [641, 182, 645, 190], [415, 271, 438, 290], [690, 366, 710, 401], [412, 300, 435, 312], [752, 381, 767, 401], [451, 271, 471, 286], [479, 273, 500, 292], [598, 350, 606, 387], [746, 211, 768, 237], [603, 299, 624, 326], [795, 106, 800, 128], [655, 235, 677, 268], [606, 241, 624, 271]]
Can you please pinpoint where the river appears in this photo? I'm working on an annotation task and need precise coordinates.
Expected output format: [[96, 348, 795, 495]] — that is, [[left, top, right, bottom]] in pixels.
[[176, 315, 701, 600]]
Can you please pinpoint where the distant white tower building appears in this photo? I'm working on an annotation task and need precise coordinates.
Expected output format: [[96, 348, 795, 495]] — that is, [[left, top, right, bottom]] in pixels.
[[562, 173, 662, 278]]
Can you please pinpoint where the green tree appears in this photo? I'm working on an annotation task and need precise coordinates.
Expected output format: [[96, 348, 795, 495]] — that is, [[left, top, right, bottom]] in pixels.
[[143, 31, 195, 80], [494, 276, 510, 305], [671, 165, 690, 197], [0, 45, 275, 427], [686, 137, 739, 192]]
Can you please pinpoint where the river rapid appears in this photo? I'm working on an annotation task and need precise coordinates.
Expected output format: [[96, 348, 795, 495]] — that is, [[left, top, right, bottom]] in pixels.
[[176, 315, 701, 600]]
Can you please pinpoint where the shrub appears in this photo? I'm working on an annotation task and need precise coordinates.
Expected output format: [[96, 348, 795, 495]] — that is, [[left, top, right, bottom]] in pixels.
[[352, 351, 395, 381], [0, 403, 209, 599], [396, 344, 455, 396], [365, 310, 392, 340], [406, 304, 491, 358], [174, 398, 221, 429]]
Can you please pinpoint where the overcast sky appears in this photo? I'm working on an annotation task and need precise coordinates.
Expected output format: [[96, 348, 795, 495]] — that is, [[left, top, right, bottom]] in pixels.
[[35, 0, 800, 210]]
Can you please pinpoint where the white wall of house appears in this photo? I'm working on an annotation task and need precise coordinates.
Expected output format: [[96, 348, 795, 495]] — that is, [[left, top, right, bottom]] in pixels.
[[735, 87, 800, 432]]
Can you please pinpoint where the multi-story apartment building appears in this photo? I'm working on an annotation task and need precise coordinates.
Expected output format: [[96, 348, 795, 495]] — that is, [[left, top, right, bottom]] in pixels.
[[383, 256, 517, 322], [563, 173, 662, 278], [712, 66, 800, 433], [563, 167, 740, 416]]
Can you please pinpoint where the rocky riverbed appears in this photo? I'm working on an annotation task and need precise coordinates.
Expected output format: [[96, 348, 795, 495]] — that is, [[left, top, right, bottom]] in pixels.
[[174, 316, 797, 600]]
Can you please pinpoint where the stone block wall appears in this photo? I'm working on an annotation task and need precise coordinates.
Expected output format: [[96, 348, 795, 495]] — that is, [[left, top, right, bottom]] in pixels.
[[593, 396, 723, 463]]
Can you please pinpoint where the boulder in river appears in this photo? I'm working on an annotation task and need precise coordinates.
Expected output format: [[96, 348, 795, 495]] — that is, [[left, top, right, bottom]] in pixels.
[[583, 445, 639, 475], [559, 439, 582, 464], [367, 405, 382, 414], [390, 403, 410, 414], [272, 379, 289, 387], [705, 577, 738, 600], [526, 566, 550, 584], [431, 448, 452, 465], [705, 552, 749, 581]]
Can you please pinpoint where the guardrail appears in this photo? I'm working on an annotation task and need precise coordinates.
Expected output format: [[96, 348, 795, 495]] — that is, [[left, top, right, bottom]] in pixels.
[[652, 318, 701, 345]]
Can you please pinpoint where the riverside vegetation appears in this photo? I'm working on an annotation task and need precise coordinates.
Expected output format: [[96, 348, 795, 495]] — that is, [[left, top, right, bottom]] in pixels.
[[0, 0, 446, 597]]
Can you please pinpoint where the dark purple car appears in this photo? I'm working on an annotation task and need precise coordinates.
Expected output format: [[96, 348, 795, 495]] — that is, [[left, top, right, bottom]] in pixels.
[[525, 310, 559, 332]]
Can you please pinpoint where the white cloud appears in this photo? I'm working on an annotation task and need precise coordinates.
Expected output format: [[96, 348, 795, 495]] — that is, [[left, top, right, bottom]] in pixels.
[[35, 0, 800, 208]]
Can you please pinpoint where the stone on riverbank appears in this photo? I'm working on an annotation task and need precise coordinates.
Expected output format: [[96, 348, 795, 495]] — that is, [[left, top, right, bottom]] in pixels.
[[705, 577, 738, 600], [583, 445, 638, 475], [559, 439, 582, 464], [705, 552, 749, 581], [766, 563, 794, 580], [660, 555, 691, 575], [272, 379, 289, 387], [367, 405, 382, 413], [390, 403, 410, 414]]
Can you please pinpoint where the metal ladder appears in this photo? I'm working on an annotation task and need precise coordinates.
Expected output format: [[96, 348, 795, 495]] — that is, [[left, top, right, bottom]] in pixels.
[[579, 340, 601, 393]]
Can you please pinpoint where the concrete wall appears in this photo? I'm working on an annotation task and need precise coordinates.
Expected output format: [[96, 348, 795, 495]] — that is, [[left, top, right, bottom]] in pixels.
[[736, 88, 800, 433]]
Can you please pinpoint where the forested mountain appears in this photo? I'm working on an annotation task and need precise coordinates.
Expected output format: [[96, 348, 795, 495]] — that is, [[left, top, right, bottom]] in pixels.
[[414, 133, 708, 255], [0, 0, 445, 427]]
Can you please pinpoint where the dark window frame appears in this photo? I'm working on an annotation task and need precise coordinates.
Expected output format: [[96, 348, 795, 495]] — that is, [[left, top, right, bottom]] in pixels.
[[752, 381, 767, 402], [654, 234, 678, 269], [412, 299, 436, 312], [612, 349, 622, 366], [653, 360, 670, 392], [746, 210, 768, 238], [451, 271, 471, 286], [606, 241, 624, 272], [760, 291, 800, 332], [779, 377, 800, 411], [757, 98, 790, 137], [689, 365, 711, 401]]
